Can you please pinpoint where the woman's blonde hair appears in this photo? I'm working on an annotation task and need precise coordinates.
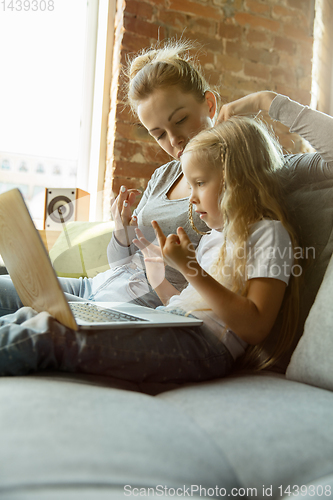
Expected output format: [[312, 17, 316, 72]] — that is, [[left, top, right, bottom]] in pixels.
[[125, 39, 214, 116], [183, 117, 301, 371]]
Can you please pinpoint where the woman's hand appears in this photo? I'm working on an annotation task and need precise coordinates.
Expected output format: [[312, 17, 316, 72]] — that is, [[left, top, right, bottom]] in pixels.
[[110, 185, 141, 246], [151, 221, 198, 277], [217, 91, 277, 123], [133, 228, 165, 290]]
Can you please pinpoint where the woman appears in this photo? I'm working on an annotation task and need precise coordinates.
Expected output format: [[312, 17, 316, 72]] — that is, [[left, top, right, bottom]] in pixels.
[[0, 40, 216, 316]]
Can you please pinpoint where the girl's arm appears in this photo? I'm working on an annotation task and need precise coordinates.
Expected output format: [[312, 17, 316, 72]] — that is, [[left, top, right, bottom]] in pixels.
[[183, 263, 286, 345], [133, 228, 180, 305], [153, 221, 286, 345]]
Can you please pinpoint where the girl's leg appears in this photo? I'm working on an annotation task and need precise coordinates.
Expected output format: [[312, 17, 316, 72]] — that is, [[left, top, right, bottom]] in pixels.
[[0, 307, 234, 383]]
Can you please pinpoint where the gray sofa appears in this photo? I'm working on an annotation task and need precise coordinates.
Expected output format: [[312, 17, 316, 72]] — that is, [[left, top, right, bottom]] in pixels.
[[1, 155, 333, 499]]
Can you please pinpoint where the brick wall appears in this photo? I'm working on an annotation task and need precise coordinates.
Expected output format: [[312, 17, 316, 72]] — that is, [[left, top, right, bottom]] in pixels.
[[104, 0, 316, 218]]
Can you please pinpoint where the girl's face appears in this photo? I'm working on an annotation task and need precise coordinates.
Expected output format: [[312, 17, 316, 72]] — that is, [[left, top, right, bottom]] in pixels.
[[137, 87, 216, 160], [182, 152, 224, 231]]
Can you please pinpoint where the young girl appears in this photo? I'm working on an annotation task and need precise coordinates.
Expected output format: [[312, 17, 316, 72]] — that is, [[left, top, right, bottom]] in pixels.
[[134, 116, 300, 371]]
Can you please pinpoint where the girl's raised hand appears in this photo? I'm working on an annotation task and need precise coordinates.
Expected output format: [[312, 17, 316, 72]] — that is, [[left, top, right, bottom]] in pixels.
[[216, 91, 277, 123], [152, 221, 197, 276], [133, 228, 165, 290], [110, 186, 141, 246]]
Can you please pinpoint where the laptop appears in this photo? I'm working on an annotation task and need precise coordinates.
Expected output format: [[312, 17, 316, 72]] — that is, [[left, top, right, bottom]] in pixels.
[[0, 189, 202, 331]]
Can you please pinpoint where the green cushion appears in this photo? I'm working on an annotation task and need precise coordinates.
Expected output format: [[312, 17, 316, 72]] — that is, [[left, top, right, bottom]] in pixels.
[[49, 221, 114, 278]]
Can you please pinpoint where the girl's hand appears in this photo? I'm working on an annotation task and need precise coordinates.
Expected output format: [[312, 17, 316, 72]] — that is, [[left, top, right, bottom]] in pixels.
[[217, 91, 277, 123], [152, 221, 198, 276], [133, 228, 165, 290], [110, 186, 141, 246]]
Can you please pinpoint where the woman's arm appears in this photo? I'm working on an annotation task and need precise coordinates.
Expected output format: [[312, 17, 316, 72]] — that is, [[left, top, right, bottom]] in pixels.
[[269, 94, 333, 165], [217, 91, 276, 121], [107, 167, 161, 268], [110, 186, 141, 247], [217, 91, 333, 166]]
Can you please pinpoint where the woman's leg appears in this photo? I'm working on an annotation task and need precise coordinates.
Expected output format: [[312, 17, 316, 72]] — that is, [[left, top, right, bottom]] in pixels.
[[0, 275, 85, 316], [0, 307, 234, 383], [86, 265, 163, 308], [0, 264, 162, 317], [0, 275, 24, 316]]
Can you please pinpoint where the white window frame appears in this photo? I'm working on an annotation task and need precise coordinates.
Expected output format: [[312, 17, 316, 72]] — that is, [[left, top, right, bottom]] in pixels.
[[77, 0, 116, 221]]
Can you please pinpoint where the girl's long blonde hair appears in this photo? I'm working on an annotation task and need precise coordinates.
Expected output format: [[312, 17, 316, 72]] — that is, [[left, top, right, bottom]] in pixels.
[[184, 117, 301, 371], [125, 39, 216, 115]]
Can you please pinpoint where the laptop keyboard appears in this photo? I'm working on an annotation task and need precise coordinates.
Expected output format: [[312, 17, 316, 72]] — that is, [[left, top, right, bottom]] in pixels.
[[69, 302, 147, 323]]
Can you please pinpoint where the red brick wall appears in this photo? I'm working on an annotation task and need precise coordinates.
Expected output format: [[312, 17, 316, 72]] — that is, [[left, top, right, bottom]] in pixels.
[[104, 0, 315, 216]]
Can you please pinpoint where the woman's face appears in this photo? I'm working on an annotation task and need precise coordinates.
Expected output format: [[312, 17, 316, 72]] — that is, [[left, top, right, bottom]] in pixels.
[[137, 87, 216, 160]]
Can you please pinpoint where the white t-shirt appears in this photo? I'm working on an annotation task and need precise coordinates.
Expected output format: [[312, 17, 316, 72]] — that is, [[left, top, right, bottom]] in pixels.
[[165, 219, 294, 359]]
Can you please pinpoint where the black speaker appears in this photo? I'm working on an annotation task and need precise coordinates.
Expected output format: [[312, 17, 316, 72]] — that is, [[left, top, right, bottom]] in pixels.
[[44, 188, 90, 230]]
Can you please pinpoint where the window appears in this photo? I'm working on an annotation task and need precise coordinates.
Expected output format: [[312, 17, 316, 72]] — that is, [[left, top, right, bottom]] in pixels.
[[0, 0, 115, 227]]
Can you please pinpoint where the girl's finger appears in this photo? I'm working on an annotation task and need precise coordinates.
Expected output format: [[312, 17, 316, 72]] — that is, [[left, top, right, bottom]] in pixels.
[[133, 238, 144, 250], [177, 227, 196, 255], [151, 220, 167, 247], [133, 238, 150, 258], [132, 238, 142, 249], [166, 233, 181, 245], [134, 233, 151, 249], [177, 226, 191, 243]]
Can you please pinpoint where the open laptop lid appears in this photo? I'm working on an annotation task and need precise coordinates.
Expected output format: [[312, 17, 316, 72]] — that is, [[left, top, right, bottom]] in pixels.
[[0, 188, 78, 330], [0, 189, 203, 331]]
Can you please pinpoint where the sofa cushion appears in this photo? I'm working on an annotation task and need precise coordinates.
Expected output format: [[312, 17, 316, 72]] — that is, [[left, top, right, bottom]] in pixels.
[[0, 373, 241, 499], [158, 372, 333, 499], [286, 251, 333, 390]]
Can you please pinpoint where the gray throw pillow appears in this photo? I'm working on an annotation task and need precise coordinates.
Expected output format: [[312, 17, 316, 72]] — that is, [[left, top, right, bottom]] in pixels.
[[286, 251, 333, 391]]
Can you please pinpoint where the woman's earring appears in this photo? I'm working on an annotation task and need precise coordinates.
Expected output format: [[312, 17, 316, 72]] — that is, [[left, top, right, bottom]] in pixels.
[[188, 201, 209, 235]]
